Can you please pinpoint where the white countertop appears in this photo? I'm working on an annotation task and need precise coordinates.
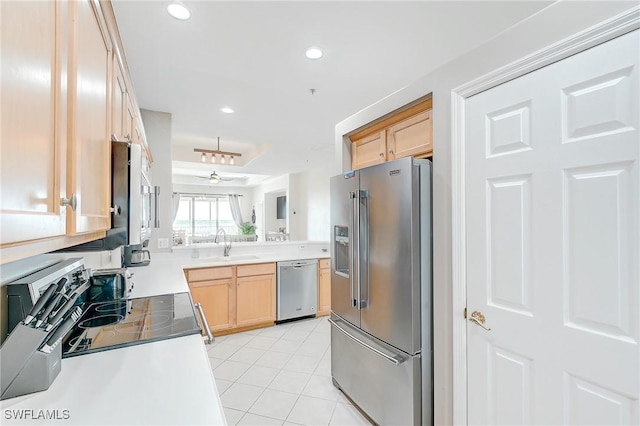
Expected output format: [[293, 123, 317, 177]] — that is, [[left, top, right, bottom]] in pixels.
[[1, 243, 330, 425], [1, 335, 223, 425]]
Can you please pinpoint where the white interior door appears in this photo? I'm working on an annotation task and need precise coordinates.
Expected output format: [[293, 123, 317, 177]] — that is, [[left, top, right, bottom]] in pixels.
[[465, 30, 639, 425]]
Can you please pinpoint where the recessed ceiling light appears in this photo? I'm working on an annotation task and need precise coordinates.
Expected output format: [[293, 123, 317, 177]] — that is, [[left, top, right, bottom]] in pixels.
[[305, 47, 323, 60], [220, 107, 234, 114], [167, 2, 190, 20]]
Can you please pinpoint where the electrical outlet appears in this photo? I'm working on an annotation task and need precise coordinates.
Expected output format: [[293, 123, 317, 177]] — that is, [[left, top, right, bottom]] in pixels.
[[157, 238, 169, 249]]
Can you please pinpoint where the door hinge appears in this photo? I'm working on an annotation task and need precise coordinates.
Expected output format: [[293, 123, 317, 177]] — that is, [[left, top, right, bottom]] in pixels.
[[463, 307, 467, 319]]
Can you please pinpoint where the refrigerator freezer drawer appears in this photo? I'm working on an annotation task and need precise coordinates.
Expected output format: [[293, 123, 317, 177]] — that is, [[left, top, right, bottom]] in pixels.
[[330, 317, 421, 425]]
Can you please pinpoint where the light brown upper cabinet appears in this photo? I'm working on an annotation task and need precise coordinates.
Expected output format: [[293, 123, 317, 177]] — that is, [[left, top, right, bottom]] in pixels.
[[67, 0, 112, 235], [111, 60, 127, 141], [350, 97, 432, 170], [0, 0, 151, 264], [0, 0, 68, 246], [387, 109, 432, 161], [351, 130, 387, 169], [1, 0, 111, 258]]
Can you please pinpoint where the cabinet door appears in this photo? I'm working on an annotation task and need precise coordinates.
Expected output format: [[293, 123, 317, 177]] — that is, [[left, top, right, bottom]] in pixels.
[[236, 274, 276, 328], [66, 0, 112, 235], [112, 59, 126, 140], [387, 109, 432, 160], [132, 118, 141, 144], [351, 129, 386, 170], [190, 279, 236, 332], [0, 0, 67, 244], [124, 93, 134, 142], [317, 267, 331, 316]]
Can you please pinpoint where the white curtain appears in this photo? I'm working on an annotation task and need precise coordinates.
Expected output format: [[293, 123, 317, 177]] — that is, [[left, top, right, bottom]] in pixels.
[[171, 192, 181, 223], [228, 194, 244, 228]]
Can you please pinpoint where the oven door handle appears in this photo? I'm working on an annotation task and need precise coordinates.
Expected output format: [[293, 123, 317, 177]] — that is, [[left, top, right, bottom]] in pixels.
[[194, 303, 214, 344]]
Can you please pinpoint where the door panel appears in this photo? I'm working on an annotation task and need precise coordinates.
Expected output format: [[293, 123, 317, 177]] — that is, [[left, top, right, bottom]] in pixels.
[[67, 0, 111, 235], [0, 0, 67, 244], [236, 274, 275, 327], [189, 280, 234, 332], [330, 172, 360, 327], [387, 109, 433, 160], [351, 130, 386, 170], [466, 30, 639, 425], [359, 157, 421, 354]]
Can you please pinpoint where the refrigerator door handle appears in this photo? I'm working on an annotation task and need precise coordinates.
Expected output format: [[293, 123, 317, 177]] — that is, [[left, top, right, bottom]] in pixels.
[[329, 318, 406, 366], [349, 191, 358, 308], [358, 190, 369, 309]]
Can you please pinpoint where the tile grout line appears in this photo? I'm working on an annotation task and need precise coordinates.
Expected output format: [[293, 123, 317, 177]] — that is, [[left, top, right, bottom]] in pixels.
[[217, 317, 343, 426]]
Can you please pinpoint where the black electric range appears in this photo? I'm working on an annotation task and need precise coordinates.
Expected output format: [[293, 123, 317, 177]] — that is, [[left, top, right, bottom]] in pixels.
[[61, 292, 202, 358]]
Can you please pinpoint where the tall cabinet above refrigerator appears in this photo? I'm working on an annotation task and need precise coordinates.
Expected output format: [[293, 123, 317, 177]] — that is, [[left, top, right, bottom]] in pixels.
[[330, 156, 432, 425]]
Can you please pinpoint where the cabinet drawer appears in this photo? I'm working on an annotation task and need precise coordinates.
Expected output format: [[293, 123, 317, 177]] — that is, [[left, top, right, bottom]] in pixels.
[[188, 278, 232, 289], [319, 258, 330, 269], [237, 263, 276, 277], [186, 266, 233, 282]]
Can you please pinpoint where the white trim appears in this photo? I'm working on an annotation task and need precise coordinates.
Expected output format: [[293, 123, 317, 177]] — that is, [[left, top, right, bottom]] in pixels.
[[450, 91, 468, 426], [450, 7, 639, 425], [456, 6, 639, 98]]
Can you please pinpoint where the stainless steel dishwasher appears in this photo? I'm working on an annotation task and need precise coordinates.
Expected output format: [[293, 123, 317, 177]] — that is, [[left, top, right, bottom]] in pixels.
[[277, 259, 318, 322]]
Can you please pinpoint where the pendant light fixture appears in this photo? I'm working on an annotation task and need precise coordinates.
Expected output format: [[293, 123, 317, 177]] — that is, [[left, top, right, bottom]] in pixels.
[[194, 137, 241, 165]]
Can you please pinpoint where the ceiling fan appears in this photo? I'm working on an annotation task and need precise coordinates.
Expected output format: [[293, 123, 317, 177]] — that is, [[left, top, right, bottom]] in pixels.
[[197, 171, 236, 184]]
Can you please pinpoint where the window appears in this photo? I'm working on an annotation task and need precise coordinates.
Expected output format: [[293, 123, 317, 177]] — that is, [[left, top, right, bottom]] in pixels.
[[173, 195, 236, 242]]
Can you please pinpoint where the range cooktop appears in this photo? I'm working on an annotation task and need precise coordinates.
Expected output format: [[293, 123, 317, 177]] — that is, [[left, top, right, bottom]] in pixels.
[[61, 292, 201, 358]]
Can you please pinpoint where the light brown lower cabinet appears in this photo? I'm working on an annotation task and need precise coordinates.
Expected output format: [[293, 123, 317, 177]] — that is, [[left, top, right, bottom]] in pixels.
[[317, 258, 331, 316], [236, 274, 276, 328], [186, 262, 276, 335], [189, 278, 235, 333]]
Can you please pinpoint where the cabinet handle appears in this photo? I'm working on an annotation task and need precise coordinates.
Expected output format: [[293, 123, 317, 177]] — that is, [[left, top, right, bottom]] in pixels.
[[388, 148, 394, 154], [60, 194, 78, 211], [379, 152, 384, 157]]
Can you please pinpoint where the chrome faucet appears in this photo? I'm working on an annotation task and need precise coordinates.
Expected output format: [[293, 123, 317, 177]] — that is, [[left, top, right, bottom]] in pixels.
[[215, 228, 232, 256]]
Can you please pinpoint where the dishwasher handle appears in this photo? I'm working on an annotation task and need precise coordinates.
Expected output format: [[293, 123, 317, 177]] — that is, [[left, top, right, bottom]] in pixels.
[[277, 259, 318, 269]]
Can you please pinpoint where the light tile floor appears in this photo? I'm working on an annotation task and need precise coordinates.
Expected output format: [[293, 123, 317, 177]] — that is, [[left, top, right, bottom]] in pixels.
[[207, 316, 372, 426]]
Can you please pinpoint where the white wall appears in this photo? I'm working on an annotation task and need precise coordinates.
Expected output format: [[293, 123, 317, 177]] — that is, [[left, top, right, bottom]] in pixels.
[[141, 109, 172, 252], [251, 175, 289, 241], [334, 2, 638, 424], [264, 191, 286, 235], [289, 162, 333, 241]]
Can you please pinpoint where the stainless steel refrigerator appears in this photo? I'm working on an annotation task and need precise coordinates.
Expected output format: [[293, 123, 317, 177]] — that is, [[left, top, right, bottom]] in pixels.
[[330, 156, 432, 425]]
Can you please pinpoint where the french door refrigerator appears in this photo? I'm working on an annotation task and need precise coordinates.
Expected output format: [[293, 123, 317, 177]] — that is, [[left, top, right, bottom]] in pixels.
[[330, 156, 432, 425]]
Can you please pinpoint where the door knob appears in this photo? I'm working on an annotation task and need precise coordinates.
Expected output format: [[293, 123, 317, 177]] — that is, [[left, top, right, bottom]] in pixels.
[[469, 310, 491, 331]]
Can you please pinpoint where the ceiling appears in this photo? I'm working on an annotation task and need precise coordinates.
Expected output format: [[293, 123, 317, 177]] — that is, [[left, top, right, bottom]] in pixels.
[[112, 0, 553, 187]]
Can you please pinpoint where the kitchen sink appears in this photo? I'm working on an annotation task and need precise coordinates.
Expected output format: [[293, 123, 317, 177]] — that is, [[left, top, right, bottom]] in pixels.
[[211, 255, 260, 262]]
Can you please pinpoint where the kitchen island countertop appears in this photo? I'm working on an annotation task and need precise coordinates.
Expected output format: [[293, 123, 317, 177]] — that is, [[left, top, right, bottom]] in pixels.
[[1, 243, 329, 425], [0, 333, 224, 425]]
